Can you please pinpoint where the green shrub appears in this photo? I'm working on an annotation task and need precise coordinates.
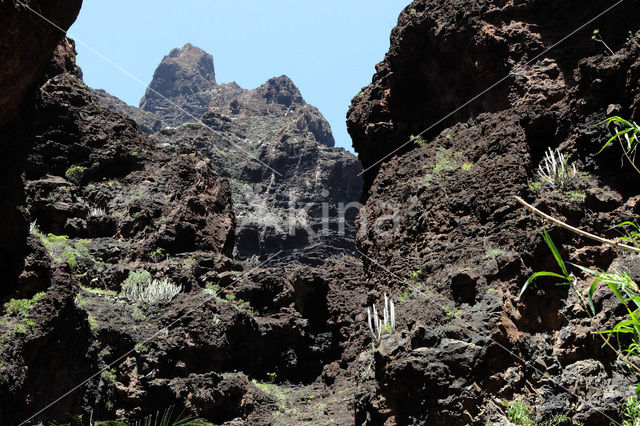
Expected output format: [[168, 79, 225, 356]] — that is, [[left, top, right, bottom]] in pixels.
[[566, 190, 586, 203], [419, 149, 472, 188], [485, 247, 504, 260], [37, 233, 89, 268], [622, 391, 640, 426], [101, 369, 117, 383], [411, 134, 426, 147], [504, 400, 535, 426], [74, 293, 86, 308], [3, 292, 45, 317], [65, 165, 87, 184], [442, 305, 460, 321], [122, 270, 152, 287]]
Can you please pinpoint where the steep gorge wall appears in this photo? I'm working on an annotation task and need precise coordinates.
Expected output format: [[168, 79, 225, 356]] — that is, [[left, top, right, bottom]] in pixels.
[[347, 0, 640, 423], [0, 0, 82, 296], [5, 0, 640, 423], [1, 34, 366, 425]]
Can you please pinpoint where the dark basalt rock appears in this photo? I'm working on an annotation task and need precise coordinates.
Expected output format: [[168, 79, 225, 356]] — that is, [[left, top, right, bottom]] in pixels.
[[102, 44, 363, 266], [0, 0, 82, 297], [347, 0, 640, 423], [0, 0, 82, 125], [0, 35, 367, 424], [5, 0, 640, 423], [139, 43, 217, 126], [95, 89, 166, 135], [0, 276, 97, 425]]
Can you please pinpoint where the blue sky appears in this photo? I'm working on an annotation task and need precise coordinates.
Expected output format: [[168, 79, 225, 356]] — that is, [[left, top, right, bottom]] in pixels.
[[68, 1, 410, 152]]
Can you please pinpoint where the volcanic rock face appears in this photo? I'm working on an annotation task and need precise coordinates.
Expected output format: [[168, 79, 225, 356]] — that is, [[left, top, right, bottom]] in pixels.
[[139, 43, 218, 125], [347, 0, 640, 423], [0, 0, 82, 297], [0, 0, 82, 125], [1, 37, 365, 425], [94, 89, 166, 134], [100, 44, 363, 266]]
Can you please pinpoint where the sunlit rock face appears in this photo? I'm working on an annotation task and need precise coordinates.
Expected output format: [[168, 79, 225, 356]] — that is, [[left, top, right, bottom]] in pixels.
[[101, 44, 363, 266]]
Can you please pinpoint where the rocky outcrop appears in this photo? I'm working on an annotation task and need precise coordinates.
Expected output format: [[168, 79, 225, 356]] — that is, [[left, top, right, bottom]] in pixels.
[[347, 0, 640, 423], [347, 0, 640, 192], [139, 43, 217, 126], [1, 37, 366, 425], [0, 277, 97, 425], [0, 0, 82, 125], [1, 38, 236, 423], [6, 0, 640, 423], [0, 0, 82, 297], [104, 44, 363, 266]]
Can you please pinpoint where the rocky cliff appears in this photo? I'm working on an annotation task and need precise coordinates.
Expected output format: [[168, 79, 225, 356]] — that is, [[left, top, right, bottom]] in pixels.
[[139, 43, 218, 126], [99, 44, 363, 266], [0, 0, 82, 297], [347, 0, 640, 423], [0, 26, 364, 426]]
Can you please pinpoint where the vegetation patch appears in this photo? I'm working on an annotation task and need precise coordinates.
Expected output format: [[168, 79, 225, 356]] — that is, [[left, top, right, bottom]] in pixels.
[[420, 148, 473, 188], [120, 270, 182, 305], [30, 224, 91, 269], [485, 247, 504, 260], [252, 380, 299, 417], [203, 283, 258, 316], [566, 190, 586, 203], [80, 286, 117, 297], [502, 400, 572, 426], [3, 292, 45, 317], [65, 165, 87, 184], [442, 305, 460, 321]]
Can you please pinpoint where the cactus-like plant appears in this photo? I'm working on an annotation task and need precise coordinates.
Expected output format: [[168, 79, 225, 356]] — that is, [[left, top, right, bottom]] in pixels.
[[367, 293, 395, 341], [536, 147, 576, 187]]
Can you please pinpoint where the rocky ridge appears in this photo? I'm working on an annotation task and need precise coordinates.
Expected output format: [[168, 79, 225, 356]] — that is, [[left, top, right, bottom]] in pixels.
[[0, 7, 365, 423], [98, 44, 363, 266]]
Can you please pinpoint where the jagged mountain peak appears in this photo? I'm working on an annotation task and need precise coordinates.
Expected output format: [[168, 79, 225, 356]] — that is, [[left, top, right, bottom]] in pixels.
[[139, 43, 216, 123], [96, 43, 358, 263], [134, 44, 337, 149]]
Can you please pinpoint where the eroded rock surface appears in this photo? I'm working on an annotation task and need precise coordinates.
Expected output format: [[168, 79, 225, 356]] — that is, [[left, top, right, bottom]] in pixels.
[[347, 0, 640, 423], [99, 44, 363, 266], [1, 38, 366, 425], [0, 0, 82, 297]]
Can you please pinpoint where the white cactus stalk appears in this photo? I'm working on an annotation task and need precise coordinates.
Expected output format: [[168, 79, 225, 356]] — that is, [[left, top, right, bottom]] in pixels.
[[366, 295, 397, 343], [383, 294, 389, 326], [390, 299, 396, 330]]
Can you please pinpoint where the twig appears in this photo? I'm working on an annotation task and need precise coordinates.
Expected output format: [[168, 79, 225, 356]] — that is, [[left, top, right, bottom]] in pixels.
[[514, 196, 640, 254]]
